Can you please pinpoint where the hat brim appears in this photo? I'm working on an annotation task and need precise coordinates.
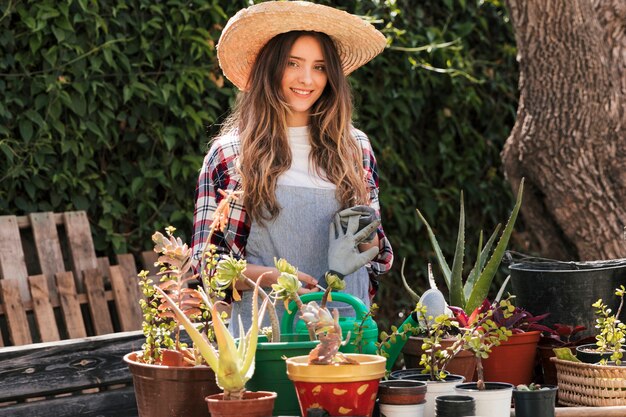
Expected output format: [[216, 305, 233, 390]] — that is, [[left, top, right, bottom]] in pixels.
[[217, 1, 386, 91]]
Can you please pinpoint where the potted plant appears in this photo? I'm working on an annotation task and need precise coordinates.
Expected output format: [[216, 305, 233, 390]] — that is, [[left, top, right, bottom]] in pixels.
[[125, 190, 277, 417], [156, 267, 277, 417], [537, 323, 595, 384], [452, 298, 515, 417], [513, 383, 558, 417], [284, 280, 386, 417], [576, 285, 626, 364], [451, 297, 552, 386], [389, 304, 465, 417], [124, 227, 221, 417], [401, 181, 524, 375]]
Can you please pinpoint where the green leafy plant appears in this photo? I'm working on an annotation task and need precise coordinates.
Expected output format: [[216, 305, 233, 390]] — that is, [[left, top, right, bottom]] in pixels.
[[449, 298, 514, 390], [415, 304, 460, 381], [411, 179, 524, 314], [592, 286, 626, 365]]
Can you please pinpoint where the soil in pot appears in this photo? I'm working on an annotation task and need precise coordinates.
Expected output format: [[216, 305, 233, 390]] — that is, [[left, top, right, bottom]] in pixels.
[[513, 386, 558, 417], [124, 351, 220, 417], [205, 391, 277, 417], [575, 343, 623, 364]]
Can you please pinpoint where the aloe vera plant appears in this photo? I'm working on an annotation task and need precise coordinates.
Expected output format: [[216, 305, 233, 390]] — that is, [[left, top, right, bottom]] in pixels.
[[155, 277, 267, 400], [415, 179, 524, 314]]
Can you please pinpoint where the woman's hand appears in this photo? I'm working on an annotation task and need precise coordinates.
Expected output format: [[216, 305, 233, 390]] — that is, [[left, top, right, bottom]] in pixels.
[[296, 271, 320, 295]]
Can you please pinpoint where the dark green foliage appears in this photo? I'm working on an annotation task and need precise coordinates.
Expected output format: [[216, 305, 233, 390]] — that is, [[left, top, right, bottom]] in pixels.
[[0, 1, 518, 327]]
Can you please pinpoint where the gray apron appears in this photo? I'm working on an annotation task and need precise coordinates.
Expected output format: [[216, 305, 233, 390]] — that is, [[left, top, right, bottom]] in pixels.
[[228, 184, 370, 335]]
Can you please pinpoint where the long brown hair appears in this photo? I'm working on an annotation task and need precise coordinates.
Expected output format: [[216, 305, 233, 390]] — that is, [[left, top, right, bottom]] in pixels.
[[220, 31, 368, 222]]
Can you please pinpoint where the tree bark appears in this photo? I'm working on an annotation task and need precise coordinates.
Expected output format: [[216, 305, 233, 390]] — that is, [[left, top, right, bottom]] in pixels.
[[502, 0, 626, 260]]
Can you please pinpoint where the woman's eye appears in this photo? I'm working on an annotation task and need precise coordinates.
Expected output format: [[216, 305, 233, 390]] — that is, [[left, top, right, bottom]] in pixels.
[[314, 65, 326, 72], [287, 61, 298, 68]]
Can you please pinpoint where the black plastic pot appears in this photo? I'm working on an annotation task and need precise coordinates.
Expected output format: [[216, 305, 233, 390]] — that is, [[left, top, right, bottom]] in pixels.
[[435, 395, 475, 417], [513, 386, 558, 417], [575, 343, 619, 364], [508, 255, 626, 337]]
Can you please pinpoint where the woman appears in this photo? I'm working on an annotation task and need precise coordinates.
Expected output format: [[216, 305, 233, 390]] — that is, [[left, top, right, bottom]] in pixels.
[[191, 1, 393, 333]]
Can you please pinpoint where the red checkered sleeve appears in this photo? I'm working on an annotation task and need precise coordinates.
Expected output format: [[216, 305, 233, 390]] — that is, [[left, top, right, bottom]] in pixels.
[[191, 134, 249, 270], [353, 128, 394, 278]]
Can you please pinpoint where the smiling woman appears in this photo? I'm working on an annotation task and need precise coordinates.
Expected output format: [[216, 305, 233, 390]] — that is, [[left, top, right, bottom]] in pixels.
[[191, 1, 394, 336], [280, 35, 328, 126]]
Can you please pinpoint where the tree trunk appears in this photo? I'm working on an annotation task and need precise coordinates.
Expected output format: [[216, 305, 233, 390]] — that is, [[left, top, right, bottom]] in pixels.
[[502, 0, 626, 260]]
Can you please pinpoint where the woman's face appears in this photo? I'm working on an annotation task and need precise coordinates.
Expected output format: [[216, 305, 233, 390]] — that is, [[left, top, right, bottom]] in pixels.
[[280, 35, 328, 127]]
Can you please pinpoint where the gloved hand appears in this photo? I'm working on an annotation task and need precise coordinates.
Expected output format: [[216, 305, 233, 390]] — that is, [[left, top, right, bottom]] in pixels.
[[337, 205, 379, 244], [327, 213, 380, 278]]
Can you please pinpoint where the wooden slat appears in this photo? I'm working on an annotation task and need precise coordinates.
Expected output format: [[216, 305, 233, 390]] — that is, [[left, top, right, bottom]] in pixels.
[[63, 211, 97, 292], [16, 213, 64, 229], [0, 280, 32, 345], [29, 212, 64, 298], [28, 275, 60, 342], [97, 256, 111, 285], [109, 266, 142, 331], [55, 272, 87, 339], [0, 330, 143, 402], [140, 250, 159, 276], [83, 269, 114, 335], [0, 215, 30, 301], [0, 386, 138, 417], [117, 253, 142, 305]]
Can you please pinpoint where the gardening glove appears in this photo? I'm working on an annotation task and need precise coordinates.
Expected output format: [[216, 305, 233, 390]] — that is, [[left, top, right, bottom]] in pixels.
[[337, 205, 379, 244], [327, 213, 380, 279]]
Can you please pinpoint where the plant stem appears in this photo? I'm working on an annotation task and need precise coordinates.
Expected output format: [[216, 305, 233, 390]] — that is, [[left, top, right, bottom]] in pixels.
[[242, 275, 281, 342]]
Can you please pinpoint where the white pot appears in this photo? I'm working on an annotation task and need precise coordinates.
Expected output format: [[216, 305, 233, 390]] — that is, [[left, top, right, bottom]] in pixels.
[[379, 401, 425, 417], [454, 382, 514, 417]]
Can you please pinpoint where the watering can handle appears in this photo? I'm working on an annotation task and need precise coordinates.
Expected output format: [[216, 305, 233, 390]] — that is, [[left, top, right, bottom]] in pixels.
[[280, 292, 369, 334]]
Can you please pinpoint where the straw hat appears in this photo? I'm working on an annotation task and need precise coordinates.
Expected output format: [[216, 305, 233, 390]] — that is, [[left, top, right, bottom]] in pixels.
[[217, 1, 386, 90]]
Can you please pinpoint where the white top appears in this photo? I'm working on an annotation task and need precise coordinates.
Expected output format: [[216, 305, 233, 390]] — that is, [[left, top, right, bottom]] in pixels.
[[277, 126, 336, 189]]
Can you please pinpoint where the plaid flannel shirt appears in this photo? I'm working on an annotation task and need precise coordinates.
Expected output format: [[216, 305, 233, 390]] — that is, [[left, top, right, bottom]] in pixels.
[[191, 128, 394, 283]]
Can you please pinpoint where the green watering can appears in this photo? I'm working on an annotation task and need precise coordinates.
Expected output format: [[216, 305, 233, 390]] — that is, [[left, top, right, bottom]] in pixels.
[[280, 290, 447, 370]]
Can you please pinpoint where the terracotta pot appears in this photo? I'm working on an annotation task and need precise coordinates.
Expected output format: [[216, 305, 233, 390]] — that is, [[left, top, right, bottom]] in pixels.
[[389, 371, 465, 417], [205, 391, 277, 417], [402, 336, 476, 382], [377, 379, 427, 405], [482, 331, 541, 386], [286, 354, 386, 417], [124, 351, 220, 417]]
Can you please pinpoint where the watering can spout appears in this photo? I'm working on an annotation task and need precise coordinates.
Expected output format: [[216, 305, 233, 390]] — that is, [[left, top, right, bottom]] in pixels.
[[380, 312, 420, 371]]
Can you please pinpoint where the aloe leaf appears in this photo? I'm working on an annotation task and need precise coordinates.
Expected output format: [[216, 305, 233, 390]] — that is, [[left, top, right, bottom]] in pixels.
[[465, 179, 524, 314], [416, 208, 451, 288], [449, 192, 465, 308], [495, 275, 511, 302], [463, 224, 501, 300], [400, 258, 421, 303]]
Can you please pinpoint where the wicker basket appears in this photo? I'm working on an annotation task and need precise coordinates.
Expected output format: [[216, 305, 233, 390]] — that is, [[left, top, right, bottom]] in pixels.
[[551, 357, 626, 406]]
